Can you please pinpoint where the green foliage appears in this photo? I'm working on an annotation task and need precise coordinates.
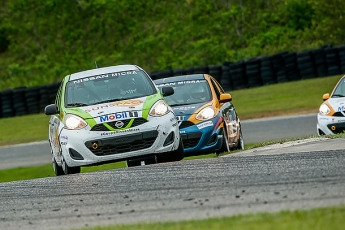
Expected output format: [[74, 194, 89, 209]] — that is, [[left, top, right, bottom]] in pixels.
[[0, 0, 344, 90], [284, 0, 314, 30]]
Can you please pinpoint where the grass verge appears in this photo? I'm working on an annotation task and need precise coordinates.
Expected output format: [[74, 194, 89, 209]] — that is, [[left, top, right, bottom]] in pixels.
[[75, 205, 345, 230]]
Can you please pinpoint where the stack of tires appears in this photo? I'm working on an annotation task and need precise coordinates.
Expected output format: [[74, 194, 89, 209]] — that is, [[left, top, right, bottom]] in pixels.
[[297, 50, 316, 79], [282, 52, 300, 81], [271, 52, 288, 83], [39, 85, 51, 113], [12, 87, 27, 116], [0, 90, 14, 118], [193, 66, 209, 74], [312, 47, 328, 77], [220, 61, 233, 91], [338, 45, 345, 74], [25, 86, 41, 114], [208, 65, 222, 82], [260, 55, 277, 84], [172, 68, 187, 76], [230, 61, 247, 90], [324, 47, 342, 76], [245, 57, 262, 88]]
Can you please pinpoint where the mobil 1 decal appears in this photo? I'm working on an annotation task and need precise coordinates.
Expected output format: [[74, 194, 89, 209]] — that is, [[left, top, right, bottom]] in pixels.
[[98, 111, 142, 123]]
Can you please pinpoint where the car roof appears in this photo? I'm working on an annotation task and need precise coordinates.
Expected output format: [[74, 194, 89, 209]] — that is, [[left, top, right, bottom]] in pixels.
[[68, 64, 142, 81], [153, 74, 206, 84]]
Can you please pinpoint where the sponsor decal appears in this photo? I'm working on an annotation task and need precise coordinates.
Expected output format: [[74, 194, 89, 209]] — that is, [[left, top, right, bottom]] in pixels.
[[174, 106, 196, 110], [338, 105, 345, 111], [176, 116, 185, 121], [112, 99, 143, 107], [73, 71, 138, 84], [170, 117, 177, 123], [100, 128, 140, 136], [60, 142, 67, 146], [172, 122, 178, 127], [98, 111, 141, 123], [318, 117, 329, 121], [85, 104, 116, 113], [60, 135, 68, 141], [197, 121, 214, 130], [157, 80, 205, 87]]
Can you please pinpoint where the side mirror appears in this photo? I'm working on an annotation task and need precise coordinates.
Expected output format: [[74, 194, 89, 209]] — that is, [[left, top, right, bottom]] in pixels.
[[322, 93, 330, 101], [219, 93, 232, 103], [161, 86, 174, 97], [45, 104, 59, 115]]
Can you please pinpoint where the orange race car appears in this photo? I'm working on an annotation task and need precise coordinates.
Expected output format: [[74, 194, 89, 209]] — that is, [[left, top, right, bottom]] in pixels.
[[154, 74, 244, 156]]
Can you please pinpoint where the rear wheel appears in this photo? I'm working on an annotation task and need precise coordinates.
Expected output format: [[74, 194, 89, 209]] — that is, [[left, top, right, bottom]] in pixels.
[[61, 157, 81, 175], [52, 158, 64, 176], [216, 127, 230, 156]]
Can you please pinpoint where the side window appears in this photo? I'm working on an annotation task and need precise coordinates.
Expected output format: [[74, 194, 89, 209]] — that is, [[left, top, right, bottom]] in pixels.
[[210, 78, 221, 99], [55, 80, 64, 108], [211, 77, 225, 94]]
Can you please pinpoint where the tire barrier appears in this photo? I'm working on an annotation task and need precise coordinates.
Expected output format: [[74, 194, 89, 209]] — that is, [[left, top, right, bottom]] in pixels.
[[2, 44, 345, 118]]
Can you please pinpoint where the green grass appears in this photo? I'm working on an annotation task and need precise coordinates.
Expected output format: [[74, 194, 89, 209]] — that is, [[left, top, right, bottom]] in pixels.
[[75, 205, 345, 230], [0, 74, 342, 147]]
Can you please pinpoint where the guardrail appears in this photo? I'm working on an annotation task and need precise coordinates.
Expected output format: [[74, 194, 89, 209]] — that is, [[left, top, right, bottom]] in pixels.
[[1, 44, 345, 118]]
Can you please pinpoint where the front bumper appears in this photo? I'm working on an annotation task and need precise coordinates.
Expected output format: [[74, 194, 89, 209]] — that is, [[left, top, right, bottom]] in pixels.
[[317, 113, 345, 135], [57, 112, 180, 167], [180, 116, 223, 156]]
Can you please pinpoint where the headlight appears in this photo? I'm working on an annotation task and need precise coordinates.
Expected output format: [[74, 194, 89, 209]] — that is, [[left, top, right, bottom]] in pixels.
[[319, 103, 331, 115], [149, 100, 169, 116], [65, 114, 87, 130], [196, 106, 216, 120]]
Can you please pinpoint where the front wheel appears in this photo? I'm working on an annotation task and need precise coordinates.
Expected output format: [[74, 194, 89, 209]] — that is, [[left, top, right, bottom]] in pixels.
[[157, 137, 184, 163], [61, 157, 81, 175], [216, 127, 230, 156], [53, 158, 64, 176], [235, 129, 244, 150]]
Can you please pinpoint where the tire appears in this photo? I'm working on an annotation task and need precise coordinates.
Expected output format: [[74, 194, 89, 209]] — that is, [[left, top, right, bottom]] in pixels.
[[126, 159, 142, 167], [52, 158, 64, 176], [61, 157, 81, 175], [157, 137, 184, 163], [235, 129, 245, 150], [169, 137, 184, 161], [216, 127, 230, 156]]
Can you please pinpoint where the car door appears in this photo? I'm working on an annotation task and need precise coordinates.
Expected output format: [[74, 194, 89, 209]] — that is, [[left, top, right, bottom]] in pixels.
[[48, 79, 65, 158], [209, 76, 239, 147]]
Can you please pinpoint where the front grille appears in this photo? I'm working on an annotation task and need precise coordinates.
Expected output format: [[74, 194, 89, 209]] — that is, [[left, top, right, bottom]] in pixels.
[[90, 118, 147, 131], [179, 121, 195, 129], [85, 130, 158, 156], [181, 132, 202, 148]]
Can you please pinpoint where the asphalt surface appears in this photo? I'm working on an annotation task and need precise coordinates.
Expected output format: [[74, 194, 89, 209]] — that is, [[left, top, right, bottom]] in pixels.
[[0, 137, 345, 230], [0, 113, 317, 170]]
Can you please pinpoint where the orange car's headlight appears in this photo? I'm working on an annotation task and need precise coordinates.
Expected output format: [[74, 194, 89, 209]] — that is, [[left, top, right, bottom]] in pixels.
[[196, 106, 216, 120], [319, 103, 331, 115]]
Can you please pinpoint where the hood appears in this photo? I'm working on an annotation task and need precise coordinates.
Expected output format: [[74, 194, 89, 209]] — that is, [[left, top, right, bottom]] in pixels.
[[327, 97, 345, 112], [63, 94, 162, 126], [172, 102, 207, 118]]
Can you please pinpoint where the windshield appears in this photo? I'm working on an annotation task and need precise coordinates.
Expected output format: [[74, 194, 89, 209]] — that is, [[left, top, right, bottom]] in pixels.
[[65, 70, 156, 107], [156, 79, 212, 106], [332, 78, 345, 98]]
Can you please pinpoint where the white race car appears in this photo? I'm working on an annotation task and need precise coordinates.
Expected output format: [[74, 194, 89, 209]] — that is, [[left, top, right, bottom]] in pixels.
[[45, 64, 183, 176], [317, 74, 345, 135]]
